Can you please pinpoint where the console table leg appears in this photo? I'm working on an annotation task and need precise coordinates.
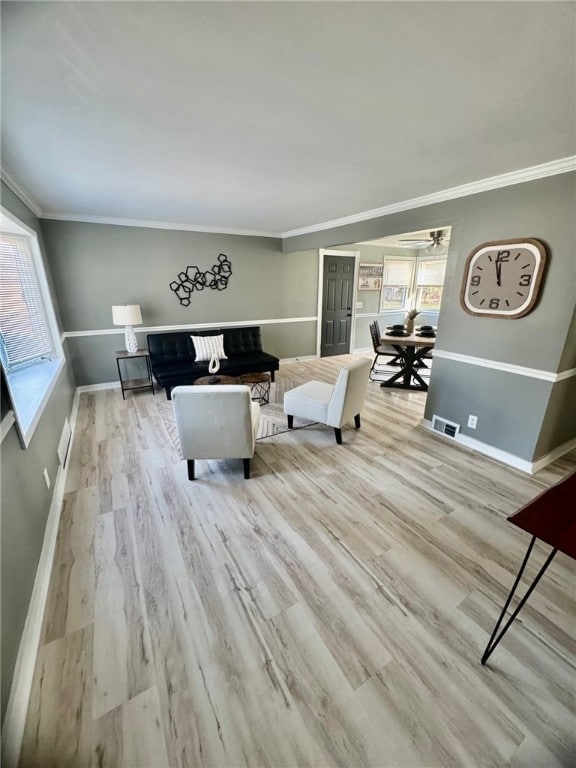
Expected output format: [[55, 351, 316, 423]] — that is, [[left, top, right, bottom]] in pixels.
[[481, 536, 557, 665]]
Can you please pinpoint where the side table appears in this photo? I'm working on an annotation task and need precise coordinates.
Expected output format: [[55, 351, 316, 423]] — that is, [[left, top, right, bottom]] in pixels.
[[240, 373, 271, 404], [115, 349, 154, 399]]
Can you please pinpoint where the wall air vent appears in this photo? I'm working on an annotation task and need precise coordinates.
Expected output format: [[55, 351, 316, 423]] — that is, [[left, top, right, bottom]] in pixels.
[[57, 417, 72, 467], [431, 415, 461, 439]]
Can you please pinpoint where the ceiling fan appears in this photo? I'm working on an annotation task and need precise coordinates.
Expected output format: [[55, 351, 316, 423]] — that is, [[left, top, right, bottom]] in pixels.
[[399, 229, 448, 254]]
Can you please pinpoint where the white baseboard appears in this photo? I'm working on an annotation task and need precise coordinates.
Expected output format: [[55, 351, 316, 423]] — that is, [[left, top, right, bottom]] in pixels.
[[1, 390, 80, 768], [421, 419, 576, 474], [530, 437, 576, 473], [77, 381, 119, 392]]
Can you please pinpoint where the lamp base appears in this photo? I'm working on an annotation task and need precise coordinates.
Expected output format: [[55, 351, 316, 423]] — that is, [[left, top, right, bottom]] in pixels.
[[124, 326, 138, 353]]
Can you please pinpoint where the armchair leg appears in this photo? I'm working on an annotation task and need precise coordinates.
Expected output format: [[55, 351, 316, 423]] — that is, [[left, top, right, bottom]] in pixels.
[[354, 414, 361, 429], [271, 371, 275, 382], [287, 415, 294, 429], [187, 459, 195, 481], [243, 458, 250, 479], [334, 427, 342, 445], [166, 387, 172, 400]]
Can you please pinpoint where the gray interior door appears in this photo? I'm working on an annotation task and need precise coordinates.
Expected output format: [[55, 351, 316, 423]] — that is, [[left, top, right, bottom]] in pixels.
[[321, 255, 354, 357]]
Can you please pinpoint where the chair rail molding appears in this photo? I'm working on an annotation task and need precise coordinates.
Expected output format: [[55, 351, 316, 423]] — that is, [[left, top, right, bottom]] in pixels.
[[432, 349, 576, 383], [62, 316, 318, 338]]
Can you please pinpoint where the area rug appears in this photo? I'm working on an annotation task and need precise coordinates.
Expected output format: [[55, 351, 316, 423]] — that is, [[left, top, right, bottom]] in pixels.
[[156, 379, 316, 449]]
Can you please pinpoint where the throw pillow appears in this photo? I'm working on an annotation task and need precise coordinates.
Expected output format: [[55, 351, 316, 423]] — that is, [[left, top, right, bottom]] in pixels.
[[191, 334, 228, 362]]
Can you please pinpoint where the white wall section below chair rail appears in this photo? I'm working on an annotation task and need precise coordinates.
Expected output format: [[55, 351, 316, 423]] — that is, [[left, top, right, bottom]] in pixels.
[[432, 349, 575, 383]]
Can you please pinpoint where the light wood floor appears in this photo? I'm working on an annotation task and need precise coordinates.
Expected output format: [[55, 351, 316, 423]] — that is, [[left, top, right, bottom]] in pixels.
[[20, 356, 576, 768]]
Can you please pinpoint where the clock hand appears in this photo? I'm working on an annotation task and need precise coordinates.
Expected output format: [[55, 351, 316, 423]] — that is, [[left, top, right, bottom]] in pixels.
[[495, 258, 502, 287]]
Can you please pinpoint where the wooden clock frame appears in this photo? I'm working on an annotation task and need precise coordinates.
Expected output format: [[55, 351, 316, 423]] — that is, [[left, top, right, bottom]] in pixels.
[[460, 238, 547, 319]]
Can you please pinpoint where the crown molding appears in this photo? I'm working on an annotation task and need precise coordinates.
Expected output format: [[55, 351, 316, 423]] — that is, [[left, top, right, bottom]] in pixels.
[[40, 212, 280, 239], [0, 167, 43, 218], [281, 156, 576, 239], [3, 156, 574, 239]]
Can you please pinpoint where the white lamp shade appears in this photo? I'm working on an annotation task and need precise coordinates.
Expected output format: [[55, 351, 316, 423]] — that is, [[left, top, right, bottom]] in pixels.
[[112, 304, 142, 326]]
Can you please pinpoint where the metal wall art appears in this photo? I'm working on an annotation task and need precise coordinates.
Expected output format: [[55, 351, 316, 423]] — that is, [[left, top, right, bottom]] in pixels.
[[170, 253, 233, 306]]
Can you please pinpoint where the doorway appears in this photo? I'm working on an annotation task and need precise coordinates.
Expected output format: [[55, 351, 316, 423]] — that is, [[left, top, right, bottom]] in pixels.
[[318, 250, 358, 357]]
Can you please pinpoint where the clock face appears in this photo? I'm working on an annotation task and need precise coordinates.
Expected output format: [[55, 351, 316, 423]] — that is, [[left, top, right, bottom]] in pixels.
[[461, 239, 547, 318]]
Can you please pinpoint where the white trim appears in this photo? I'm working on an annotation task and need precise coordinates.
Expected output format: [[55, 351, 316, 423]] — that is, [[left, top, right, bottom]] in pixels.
[[8, 358, 66, 449], [0, 167, 42, 218], [77, 381, 119, 393], [2, 158, 574, 240], [1, 410, 16, 442], [422, 418, 576, 475], [530, 438, 576, 474], [40, 212, 279, 239], [556, 367, 576, 382], [433, 349, 576, 383], [282, 157, 576, 238], [317, 249, 360, 358], [1, 390, 80, 768], [62, 316, 318, 339]]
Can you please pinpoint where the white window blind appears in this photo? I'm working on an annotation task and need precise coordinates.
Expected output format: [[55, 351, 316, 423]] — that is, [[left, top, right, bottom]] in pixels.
[[0, 233, 54, 370], [383, 259, 414, 286], [416, 259, 446, 286]]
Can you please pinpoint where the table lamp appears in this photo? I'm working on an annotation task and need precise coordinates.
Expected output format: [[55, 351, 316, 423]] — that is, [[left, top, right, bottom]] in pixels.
[[112, 304, 142, 353]]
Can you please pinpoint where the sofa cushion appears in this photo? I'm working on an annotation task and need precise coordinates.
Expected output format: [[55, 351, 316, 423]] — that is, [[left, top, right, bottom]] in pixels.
[[191, 333, 228, 361]]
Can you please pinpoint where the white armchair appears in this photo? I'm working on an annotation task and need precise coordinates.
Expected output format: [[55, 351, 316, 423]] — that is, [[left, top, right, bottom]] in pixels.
[[283, 358, 371, 444], [172, 385, 261, 480]]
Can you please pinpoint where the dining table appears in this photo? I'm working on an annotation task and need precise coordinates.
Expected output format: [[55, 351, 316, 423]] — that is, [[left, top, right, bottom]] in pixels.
[[379, 332, 436, 391]]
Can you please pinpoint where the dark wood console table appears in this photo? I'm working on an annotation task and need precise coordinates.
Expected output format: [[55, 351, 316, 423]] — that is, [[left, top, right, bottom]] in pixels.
[[481, 470, 576, 664]]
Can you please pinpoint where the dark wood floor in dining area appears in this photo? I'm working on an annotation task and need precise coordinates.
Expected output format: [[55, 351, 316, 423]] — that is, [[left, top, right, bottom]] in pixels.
[[19, 355, 576, 767]]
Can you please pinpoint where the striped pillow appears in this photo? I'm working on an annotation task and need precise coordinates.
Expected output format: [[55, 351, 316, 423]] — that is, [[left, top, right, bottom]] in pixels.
[[191, 334, 228, 362]]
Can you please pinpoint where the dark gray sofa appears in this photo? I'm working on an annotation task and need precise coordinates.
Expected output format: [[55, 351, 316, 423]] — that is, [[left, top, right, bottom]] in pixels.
[[147, 326, 279, 399]]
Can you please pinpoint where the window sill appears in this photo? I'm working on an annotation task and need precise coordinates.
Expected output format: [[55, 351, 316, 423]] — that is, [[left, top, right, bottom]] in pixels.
[[4, 358, 65, 448]]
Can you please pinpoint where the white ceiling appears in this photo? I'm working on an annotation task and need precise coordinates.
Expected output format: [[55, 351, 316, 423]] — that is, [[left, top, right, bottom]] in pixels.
[[2, 2, 575, 237]]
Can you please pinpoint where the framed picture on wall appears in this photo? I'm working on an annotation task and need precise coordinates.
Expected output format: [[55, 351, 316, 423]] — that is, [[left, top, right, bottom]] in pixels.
[[358, 263, 384, 291]]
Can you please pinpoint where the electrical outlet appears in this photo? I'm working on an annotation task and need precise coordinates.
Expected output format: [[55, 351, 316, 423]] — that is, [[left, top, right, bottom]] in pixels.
[[467, 415, 478, 429], [43, 468, 51, 489], [356, 301, 363, 309]]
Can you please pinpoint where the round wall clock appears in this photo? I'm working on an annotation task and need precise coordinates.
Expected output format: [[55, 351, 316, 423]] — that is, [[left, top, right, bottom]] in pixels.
[[461, 238, 547, 318]]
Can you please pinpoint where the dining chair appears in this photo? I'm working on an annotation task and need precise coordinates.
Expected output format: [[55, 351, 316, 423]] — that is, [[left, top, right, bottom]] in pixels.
[[172, 385, 260, 479], [283, 358, 371, 444], [369, 321, 403, 380]]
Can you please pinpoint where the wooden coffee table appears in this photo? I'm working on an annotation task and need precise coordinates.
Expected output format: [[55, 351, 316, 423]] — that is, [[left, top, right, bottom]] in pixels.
[[193, 375, 241, 386]]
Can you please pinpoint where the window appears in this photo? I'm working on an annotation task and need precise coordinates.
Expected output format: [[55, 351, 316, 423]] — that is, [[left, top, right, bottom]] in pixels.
[[380, 256, 446, 312], [414, 259, 447, 312], [0, 233, 55, 369], [380, 259, 414, 310], [0, 207, 64, 447]]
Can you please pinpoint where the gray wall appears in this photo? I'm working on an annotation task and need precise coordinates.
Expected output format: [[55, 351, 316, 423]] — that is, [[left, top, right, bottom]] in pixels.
[[0, 182, 77, 722], [40, 221, 319, 385], [284, 173, 576, 461]]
